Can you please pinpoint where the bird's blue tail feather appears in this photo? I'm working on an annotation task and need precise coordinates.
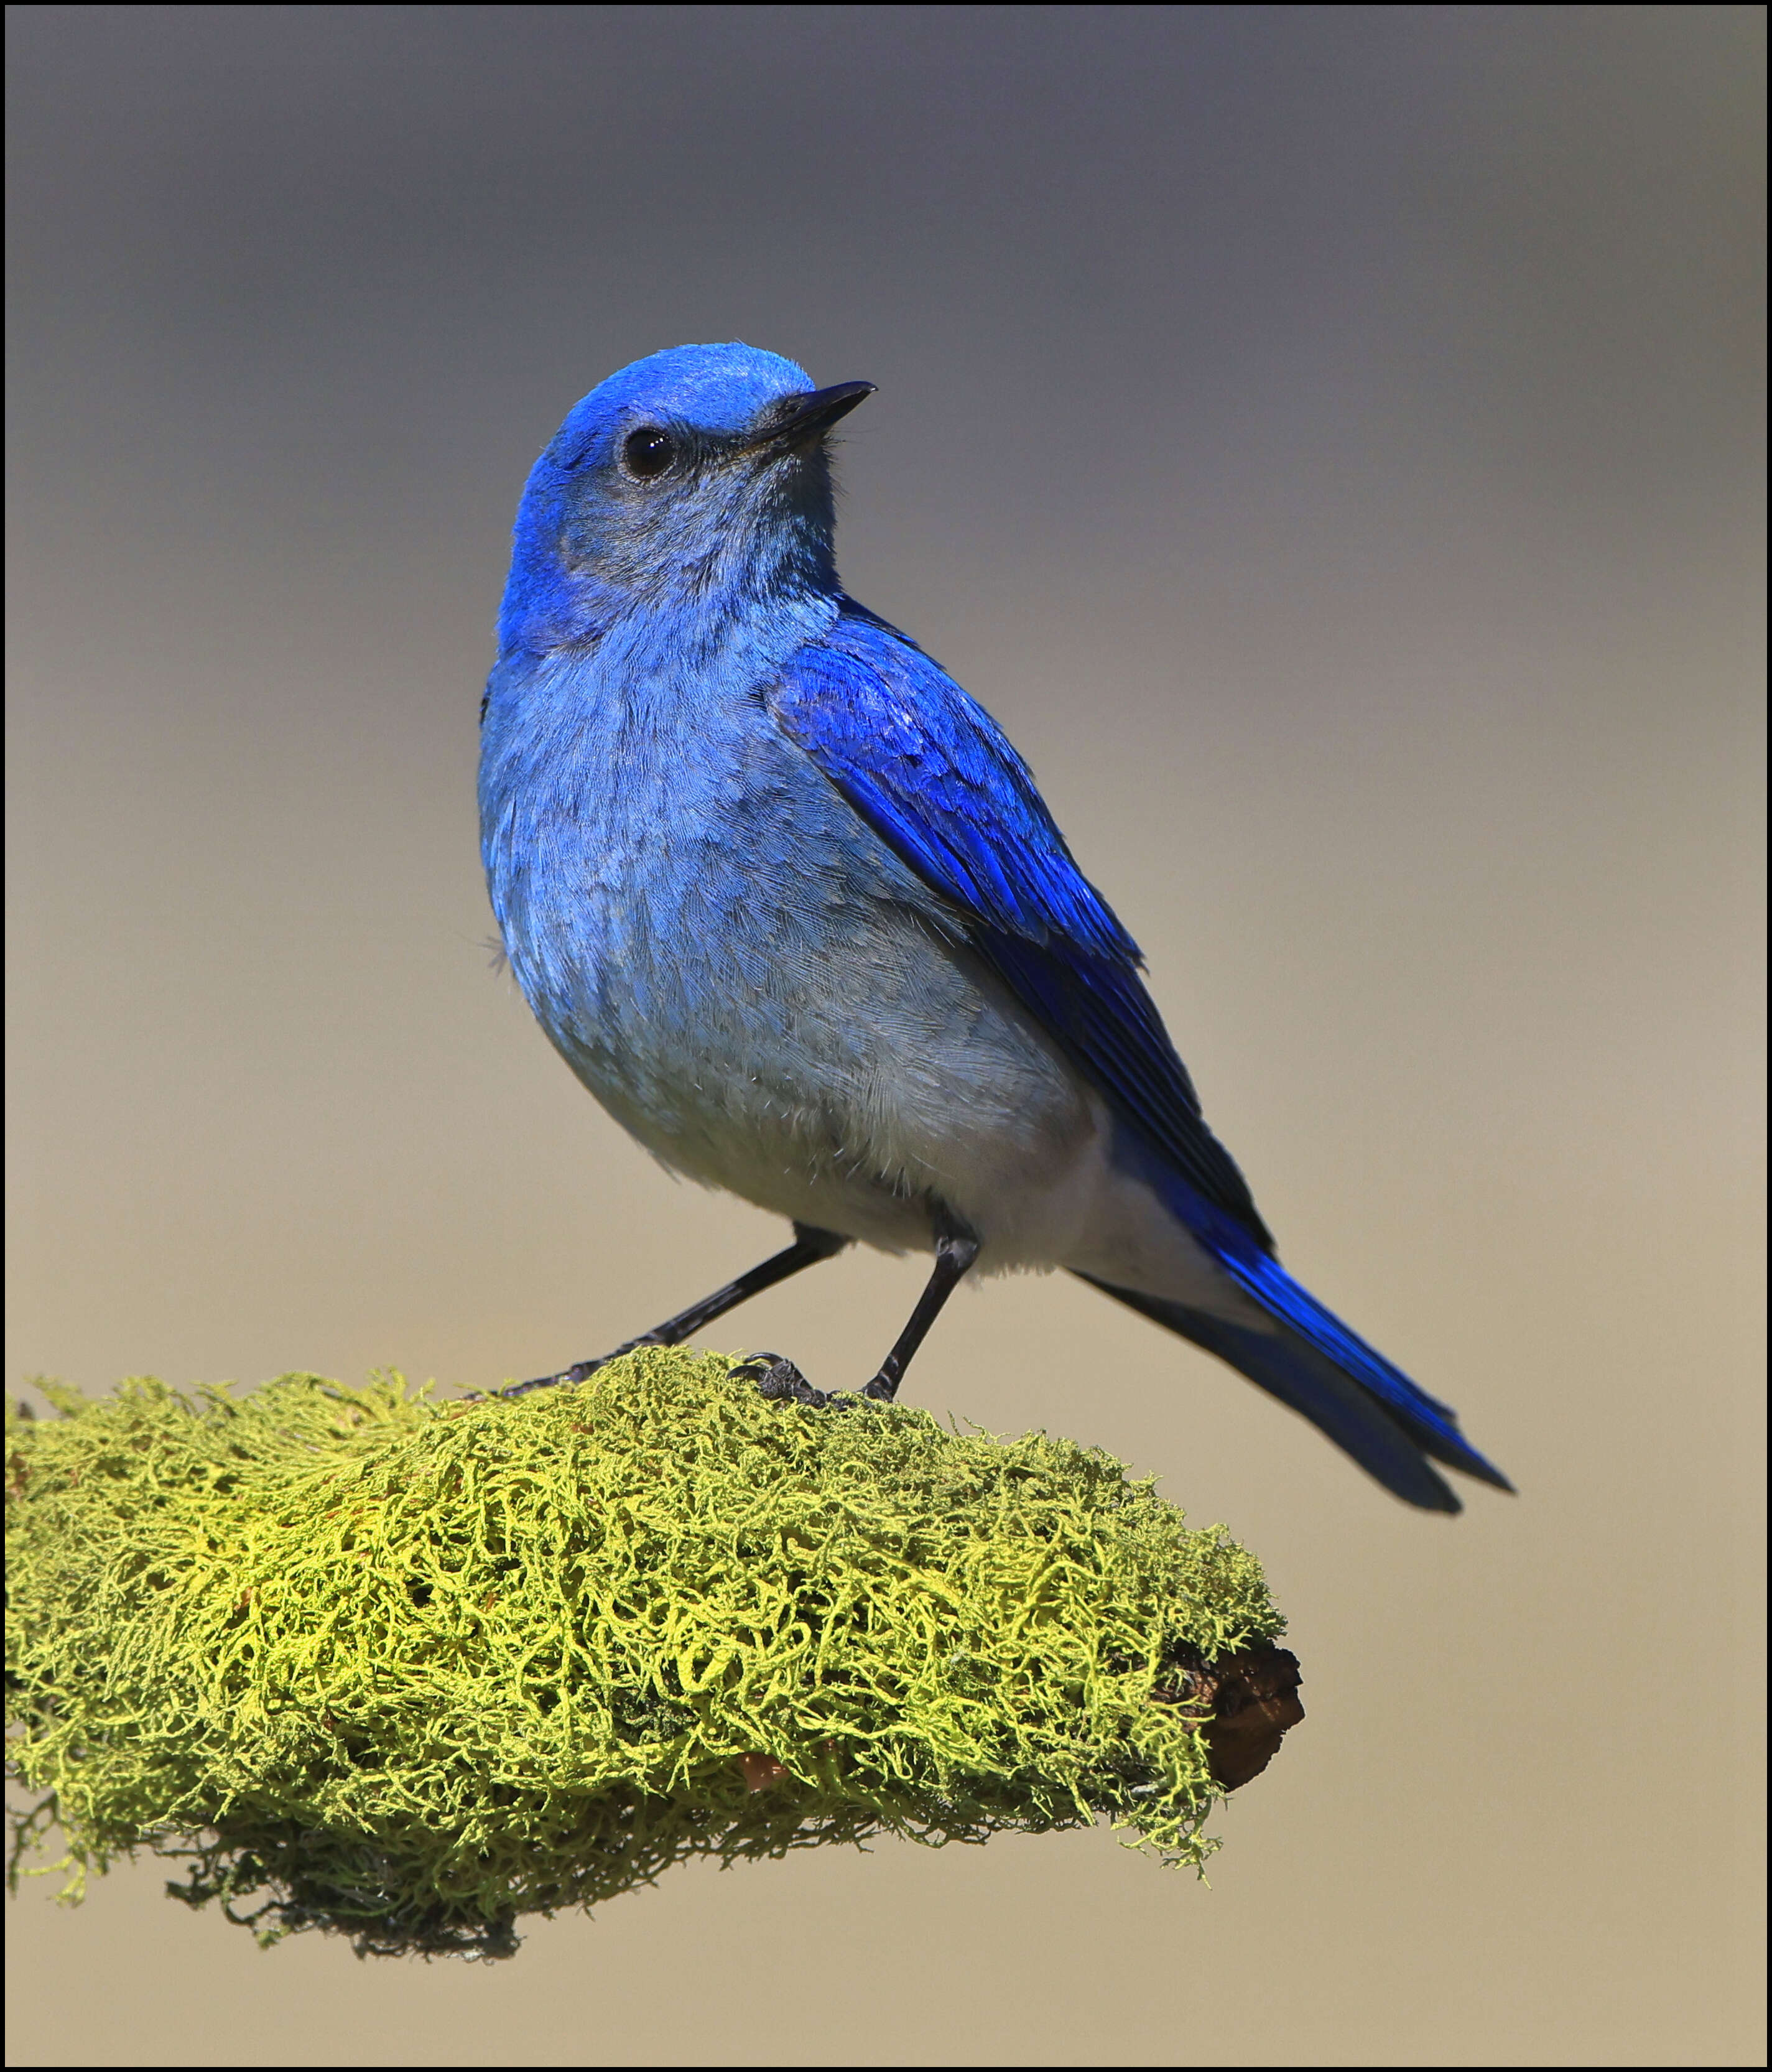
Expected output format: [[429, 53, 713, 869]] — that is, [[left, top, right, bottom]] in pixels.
[[1077, 1276, 1466, 1510], [1079, 1171, 1513, 1511], [1215, 1246, 1511, 1489]]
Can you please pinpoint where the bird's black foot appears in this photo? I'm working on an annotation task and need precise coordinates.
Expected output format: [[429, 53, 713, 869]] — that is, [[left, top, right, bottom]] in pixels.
[[468, 1355, 611, 1402], [734, 1354, 832, 1408]]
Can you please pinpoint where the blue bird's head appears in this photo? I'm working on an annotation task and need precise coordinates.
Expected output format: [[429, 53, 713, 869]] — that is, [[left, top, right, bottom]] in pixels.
[[498, 342, 874, 658]]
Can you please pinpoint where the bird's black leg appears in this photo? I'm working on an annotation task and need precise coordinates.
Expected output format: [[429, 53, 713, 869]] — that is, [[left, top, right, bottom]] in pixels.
[[738, 1209, 981, 1409], [482, 1224, 851, 1399], [860, 1211, 981, 1402]]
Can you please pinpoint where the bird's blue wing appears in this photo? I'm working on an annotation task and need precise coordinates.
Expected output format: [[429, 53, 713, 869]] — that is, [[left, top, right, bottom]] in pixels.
[[771, 607, 1512, 1505], [768, 605, 1273, 1247]]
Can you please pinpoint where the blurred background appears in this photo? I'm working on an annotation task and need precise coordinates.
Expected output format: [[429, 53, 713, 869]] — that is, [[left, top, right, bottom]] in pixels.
[[6, 5, 1763, 2065]]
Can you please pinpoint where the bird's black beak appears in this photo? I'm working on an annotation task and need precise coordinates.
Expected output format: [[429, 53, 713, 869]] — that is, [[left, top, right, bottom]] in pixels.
[[746, 382, 876, 453]]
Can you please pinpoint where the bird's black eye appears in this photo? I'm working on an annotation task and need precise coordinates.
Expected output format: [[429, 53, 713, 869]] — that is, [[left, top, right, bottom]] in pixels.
[[621, 425, 677, 480]]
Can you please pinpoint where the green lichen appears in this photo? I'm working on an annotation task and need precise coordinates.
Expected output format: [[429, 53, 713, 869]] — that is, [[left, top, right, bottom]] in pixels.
[[6, 1352, 1284, 1957]]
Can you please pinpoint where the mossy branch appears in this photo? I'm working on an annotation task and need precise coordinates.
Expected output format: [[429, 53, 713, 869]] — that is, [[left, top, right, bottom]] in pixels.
[[6, 1352, 1301, 1959]]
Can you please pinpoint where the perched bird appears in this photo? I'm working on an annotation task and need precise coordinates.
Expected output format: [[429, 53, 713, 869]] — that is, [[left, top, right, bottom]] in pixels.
[[479, 341, 1511, 1512]]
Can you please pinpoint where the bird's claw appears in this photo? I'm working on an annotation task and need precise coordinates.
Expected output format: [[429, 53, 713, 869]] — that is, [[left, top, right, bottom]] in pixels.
[[735, 1353, 829, 1406], [735, 1354, 866, 1410]]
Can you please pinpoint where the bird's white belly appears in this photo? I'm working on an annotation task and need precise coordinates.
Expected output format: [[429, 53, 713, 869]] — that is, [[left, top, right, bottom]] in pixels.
[[573, 936, 1263, 1324], [570, 924, 1105, 1265]]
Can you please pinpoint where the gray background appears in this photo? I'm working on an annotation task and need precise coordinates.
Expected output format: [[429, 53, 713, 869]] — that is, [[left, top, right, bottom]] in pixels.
[[7, 5, 1764, 2065]]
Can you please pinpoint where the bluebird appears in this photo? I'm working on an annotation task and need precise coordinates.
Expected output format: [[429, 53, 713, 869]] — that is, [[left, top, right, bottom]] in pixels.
[[478, 342, 1511, 1511]]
